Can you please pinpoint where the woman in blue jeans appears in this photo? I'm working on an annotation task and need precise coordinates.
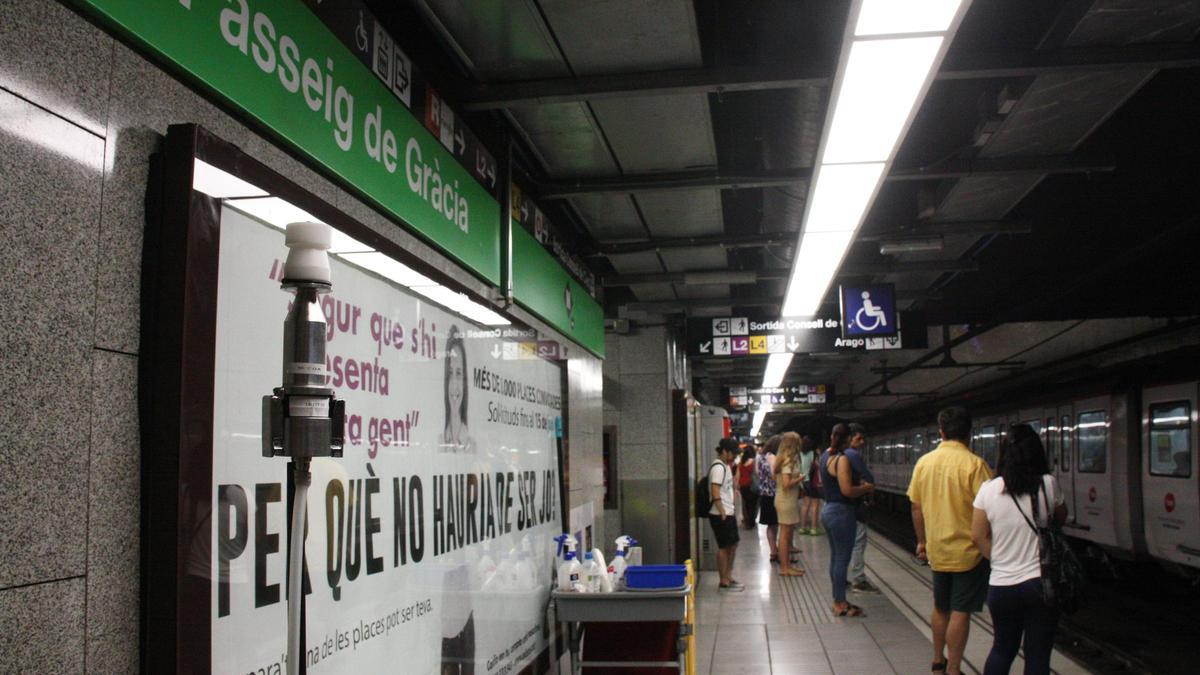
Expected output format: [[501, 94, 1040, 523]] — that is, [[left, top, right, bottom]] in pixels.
[[819, 424, 875, 617], [971, 425, 1067, 674]]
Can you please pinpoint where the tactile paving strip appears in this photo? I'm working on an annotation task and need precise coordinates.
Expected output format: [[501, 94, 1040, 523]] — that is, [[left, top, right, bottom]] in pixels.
[[779, 572, 836, 624]]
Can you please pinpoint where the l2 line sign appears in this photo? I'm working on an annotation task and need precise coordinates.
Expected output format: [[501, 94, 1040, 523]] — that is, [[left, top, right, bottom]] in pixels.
[[686, 312, 927, 358]]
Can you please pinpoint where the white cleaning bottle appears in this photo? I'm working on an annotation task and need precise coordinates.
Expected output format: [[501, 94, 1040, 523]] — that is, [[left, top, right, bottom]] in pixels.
[[581, 551, 602, 592], [608, 536, 638, 587], [591, 548, 613, 592], [554, 534, 581, 592]]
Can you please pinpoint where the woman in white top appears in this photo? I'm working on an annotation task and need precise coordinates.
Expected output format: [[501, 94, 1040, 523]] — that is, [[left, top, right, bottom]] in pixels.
[[971, 424, 1067, 675]]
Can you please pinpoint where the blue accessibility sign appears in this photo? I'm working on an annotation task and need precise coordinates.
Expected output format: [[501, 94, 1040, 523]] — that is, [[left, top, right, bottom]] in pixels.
[[840, 284, 898, 338]]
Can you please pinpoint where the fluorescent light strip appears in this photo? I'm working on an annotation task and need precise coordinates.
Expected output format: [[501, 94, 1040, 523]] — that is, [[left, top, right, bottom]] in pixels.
[[855, 0, 965, 36], [194, 159, 268, 198], [338, 252, 510, 326], [778, 0, 969, 329], [822, 37, 944, 164], [751, 404, 775, 437], [781, 231, 854, 316], [224, 197, 510, 327], [803, 163, 886, 232], [762, 353, 794, 388]]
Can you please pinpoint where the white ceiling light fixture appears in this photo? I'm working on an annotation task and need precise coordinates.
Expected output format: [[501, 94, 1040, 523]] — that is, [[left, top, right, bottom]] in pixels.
[[751, 404, 774, 438], [193, 159, 268, 199], [822, 37, 944, 165], [778, 0, 971, 323], [855, 0, 966, 37], [761, 353, 794, 388]]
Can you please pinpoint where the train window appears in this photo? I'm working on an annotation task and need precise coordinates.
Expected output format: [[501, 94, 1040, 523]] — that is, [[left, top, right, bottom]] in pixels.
[[1059, 415, 1070, 472], [1149, 401, 1191, 478], [913, 432, 925, 461], [1077, 410, 1108, 473], [1045, 417, 1056, 469], [979, 426, 998, 468]]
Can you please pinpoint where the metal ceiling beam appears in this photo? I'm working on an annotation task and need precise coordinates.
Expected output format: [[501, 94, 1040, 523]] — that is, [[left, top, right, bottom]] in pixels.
[[458, 44, 1200, 110], [537, 156, 1114, 198], [594, 220, 1030, 255], [594, 231, 795, 256], [621, 289, 943, 315], [604, 261, 977, 286]]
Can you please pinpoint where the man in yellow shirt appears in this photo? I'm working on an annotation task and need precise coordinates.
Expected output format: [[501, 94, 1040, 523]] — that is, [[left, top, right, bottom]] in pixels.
[[908, 407, 992, 675]]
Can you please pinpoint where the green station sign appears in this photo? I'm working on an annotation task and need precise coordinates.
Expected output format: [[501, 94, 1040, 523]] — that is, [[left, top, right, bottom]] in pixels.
[[70, 0, 604, 357]]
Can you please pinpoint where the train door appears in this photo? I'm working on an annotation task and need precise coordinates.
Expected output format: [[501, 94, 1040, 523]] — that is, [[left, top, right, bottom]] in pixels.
[[1041, 408, 1057, 472], [1071, 396, 1116, 546], [1056, 404, 1077, 525], [1141, 383, 1199, 568]]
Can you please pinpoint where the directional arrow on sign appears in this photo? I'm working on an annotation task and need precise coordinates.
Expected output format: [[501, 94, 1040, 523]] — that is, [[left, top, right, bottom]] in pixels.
[[787, 337, 800, 352], [700, 341, 711, 354], [490, 344, 502, 359], [520, 201, 529, 220], [455, 129, 466, 154]]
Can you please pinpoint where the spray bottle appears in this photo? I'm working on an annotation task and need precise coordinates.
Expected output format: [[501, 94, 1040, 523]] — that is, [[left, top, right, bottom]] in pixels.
[[553, 534, 581, 591], [608, 536, 638, 587], [581, 551, 602, 592]]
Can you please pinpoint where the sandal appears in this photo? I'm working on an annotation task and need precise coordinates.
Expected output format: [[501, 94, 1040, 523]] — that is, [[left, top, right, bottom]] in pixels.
[[833, 603, 866, 617], [932, 659, 947, 672], [779, 568, 806, 576]]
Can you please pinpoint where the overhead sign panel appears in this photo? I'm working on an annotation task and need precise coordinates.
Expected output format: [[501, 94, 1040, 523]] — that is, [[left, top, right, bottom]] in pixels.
[[728, 385, 832, 408], [687, 311, 926, 358], [839, 284, 898, 338]]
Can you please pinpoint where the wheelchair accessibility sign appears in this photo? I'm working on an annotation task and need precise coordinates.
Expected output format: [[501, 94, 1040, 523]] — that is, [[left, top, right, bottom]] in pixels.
[[839, 284, 898, 338]]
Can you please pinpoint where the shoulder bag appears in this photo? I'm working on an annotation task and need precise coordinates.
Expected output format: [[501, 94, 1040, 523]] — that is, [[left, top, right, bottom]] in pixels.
[[1009, 482, 1087, 613]]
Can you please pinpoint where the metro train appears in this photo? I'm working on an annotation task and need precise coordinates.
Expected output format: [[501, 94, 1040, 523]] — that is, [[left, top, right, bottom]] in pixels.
[[865, 369, 1200, 577]]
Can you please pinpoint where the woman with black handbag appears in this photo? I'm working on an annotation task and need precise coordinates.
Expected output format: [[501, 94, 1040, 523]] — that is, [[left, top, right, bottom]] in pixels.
[[970, 424, 1069, 675]]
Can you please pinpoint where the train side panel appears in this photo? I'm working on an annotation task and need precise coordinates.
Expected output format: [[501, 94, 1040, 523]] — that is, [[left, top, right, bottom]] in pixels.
[[1141, 382, 1200, 568]]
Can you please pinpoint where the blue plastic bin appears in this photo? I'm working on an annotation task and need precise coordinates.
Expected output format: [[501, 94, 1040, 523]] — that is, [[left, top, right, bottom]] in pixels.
[[624, 564, 687, 590]]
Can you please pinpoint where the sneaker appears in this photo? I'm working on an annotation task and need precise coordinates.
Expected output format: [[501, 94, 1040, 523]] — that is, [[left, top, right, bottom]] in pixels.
[[719, 581, 745, 592], [851, 580, 881, 594]]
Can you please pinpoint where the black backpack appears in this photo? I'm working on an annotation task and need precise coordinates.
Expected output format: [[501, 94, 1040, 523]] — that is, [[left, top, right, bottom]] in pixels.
[[1011, 483, 1087, 614], [696, 461, 726, 516]]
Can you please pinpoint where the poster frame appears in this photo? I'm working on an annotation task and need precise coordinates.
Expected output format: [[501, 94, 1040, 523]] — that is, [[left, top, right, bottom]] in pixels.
[[139, 123, 569, 673]]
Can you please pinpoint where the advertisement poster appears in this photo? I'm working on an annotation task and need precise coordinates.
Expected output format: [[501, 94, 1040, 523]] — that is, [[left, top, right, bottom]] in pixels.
[[207, 207, 563, 674]]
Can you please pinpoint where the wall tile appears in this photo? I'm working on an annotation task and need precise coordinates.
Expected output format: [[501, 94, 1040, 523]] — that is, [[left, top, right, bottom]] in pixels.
[[0, 0, 114, 135], [603, 334, 621, 377], [619, 442, 669, 481], [619, 377, 668, 447], [617, 326, 667, 376], [87, 633, 138, 675], [0, 92, 101, 587], [0, 578, 86, 674], [86, 352, 139, 641]]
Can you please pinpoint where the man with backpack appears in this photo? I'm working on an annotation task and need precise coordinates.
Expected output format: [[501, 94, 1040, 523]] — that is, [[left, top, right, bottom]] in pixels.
[[707, 438, 744, 591]]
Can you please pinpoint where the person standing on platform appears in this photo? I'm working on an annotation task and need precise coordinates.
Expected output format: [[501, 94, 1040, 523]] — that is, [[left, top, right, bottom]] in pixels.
[[819, 424, 875, 616], [756, 436, 782, 563], [709, 438, 744, 591], [972, 424, 1067, 675], [846, 423, 881, 594], [908, 407, 993, 675], [739, 446, 760, 529], [800, 433, 823, 535], [773, 432, 806, 577]]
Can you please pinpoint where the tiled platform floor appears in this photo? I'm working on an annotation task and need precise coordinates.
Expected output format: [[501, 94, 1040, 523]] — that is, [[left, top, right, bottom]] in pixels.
[[691, 524, 1089, 675]]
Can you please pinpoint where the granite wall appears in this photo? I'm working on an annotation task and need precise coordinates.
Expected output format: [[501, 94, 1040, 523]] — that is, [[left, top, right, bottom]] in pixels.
[[602, 325, 690, 564], [0, 1, 604, 670]]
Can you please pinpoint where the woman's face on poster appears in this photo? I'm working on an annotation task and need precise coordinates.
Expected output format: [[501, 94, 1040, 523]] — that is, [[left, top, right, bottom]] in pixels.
[[448, 347, 465, 414]]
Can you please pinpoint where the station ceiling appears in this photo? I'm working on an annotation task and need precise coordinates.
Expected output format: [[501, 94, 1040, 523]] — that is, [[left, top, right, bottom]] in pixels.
[[377, 0, 1200, 425]]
